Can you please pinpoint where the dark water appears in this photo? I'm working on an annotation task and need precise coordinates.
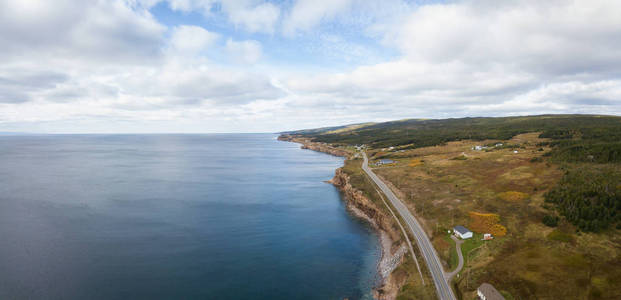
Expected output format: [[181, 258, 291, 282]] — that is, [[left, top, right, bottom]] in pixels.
[[0, 134, 381, 299]]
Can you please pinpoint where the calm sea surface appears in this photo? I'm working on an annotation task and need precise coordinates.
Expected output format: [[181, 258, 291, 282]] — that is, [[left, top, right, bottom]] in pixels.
[[0, 134, 381, 299]]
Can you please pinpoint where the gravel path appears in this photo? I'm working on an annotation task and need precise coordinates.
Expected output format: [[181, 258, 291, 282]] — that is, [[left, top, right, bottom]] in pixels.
[[445, 235, 464, 281]]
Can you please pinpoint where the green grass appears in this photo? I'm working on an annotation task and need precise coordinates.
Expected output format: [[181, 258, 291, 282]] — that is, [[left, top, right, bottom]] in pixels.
[[461, 233, 486, 265], [443, 234, 459, 271], [547, 229, 575, 243], [444, 233, 488, 274], [500, 290, 515, 300]]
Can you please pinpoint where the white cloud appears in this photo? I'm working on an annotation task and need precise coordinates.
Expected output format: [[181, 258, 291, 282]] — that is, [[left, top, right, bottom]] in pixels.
[[0, 0, 166, 65], [283, 0, 352, 36], [155, 0, 280, 34], [169, 25, 219, 55], [222, 0, 280, 34], [225, 39, 262, 64], [2, 0, 621, 133], [282, 0, 621, 123], [393, 0, 621, 74], [0, 0, 281, 112]]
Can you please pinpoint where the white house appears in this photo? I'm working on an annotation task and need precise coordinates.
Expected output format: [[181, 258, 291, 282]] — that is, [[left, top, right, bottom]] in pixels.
[[477, 283, 505, 300], [453, 225, 473, 239], [376, 159, 395, 165]]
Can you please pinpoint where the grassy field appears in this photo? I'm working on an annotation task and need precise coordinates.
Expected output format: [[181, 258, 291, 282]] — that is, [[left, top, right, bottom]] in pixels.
[[285, 115, 621, 299], [372, 133, 621, 299]]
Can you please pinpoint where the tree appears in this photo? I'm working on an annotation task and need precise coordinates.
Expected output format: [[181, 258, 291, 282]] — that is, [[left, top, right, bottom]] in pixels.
[[542, 215, 559, 227]]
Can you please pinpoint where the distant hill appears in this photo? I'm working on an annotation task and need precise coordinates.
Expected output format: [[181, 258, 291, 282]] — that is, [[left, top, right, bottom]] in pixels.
[[280, 122, 375, 135], [287, 115, 621, 152]]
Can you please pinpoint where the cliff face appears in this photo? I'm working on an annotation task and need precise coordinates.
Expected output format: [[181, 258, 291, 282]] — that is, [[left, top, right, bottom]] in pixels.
[[278, 134, 349, 157], [330, 168, 389, 233], [278, 134, 407, 300], [330, 168, 406, 300]]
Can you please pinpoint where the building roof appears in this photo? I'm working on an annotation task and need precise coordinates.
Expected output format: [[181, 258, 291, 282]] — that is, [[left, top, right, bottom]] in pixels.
[[453, 225, 471, 235], [379, 159, 394, 164], [478, 283, 505, 300]]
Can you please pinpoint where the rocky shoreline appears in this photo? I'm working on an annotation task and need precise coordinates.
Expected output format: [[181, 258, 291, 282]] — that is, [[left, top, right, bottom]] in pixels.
[[278, 134, 406, 300]]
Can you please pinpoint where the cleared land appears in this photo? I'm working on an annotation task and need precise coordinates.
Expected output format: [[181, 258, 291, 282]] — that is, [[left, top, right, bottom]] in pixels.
[[372, 133, 621, 299], [284, 115, 621, 299]]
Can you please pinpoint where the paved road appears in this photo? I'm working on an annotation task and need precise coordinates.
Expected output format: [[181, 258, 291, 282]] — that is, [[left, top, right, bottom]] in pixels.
[[446, 235, 464, 281], [362, 153, 456, 300]]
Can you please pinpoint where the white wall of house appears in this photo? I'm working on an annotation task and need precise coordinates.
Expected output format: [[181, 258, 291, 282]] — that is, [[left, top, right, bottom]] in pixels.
[[456, 231, 473, 239]]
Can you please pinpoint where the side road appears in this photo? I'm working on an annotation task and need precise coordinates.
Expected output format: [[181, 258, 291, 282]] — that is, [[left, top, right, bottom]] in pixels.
[[446, 236, 464, 281], [362, 153, 456, 300]]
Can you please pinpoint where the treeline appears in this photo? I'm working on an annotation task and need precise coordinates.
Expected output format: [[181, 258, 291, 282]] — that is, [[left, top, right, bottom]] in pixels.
[[544, 141, 621, 163], [289, 114, 621, 163], [544, 167, 621, 232]]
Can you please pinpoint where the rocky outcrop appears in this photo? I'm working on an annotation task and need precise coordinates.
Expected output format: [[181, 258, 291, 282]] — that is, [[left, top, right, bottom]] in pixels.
[[279, 134, 407, 299], [277, 135, 350, 157], [330, 168, 407, 300]]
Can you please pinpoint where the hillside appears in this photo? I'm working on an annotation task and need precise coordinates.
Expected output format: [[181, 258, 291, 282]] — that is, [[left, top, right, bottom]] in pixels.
[[282, 114, 621, 299]]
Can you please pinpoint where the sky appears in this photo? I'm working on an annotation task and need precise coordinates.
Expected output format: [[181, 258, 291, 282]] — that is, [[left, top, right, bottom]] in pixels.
[[1, 0, 620, 133]]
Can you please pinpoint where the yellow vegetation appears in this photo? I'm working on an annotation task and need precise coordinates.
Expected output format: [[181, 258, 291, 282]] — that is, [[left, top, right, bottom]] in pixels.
[[498, 191, 529, 202], [409, 159, 423, 167], [373, 151, 387, 158], [469, 211, 507, 237]]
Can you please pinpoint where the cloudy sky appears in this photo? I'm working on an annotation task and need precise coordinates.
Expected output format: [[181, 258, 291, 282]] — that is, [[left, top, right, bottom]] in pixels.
[[1, 0, 620, 133]]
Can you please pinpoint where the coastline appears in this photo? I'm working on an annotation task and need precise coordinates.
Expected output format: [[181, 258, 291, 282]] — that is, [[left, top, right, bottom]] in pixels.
[[278, 134, 406, 300]]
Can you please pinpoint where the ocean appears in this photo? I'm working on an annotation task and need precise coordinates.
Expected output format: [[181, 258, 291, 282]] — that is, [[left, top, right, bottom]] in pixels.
[[0, 134, 381, 299]]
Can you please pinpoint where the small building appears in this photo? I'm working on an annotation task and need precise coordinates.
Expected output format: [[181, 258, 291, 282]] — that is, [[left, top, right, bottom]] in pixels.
[[376, 159, 395, 165], [483, 233, 493, 240], [495, 143, 503, 147], [453, 225, 473, 239], [477, 283, 505, 300], [513, 150, 518, 154]]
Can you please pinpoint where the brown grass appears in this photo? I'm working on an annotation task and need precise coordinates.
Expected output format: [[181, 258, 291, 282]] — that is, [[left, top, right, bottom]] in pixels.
[[369, 132, 621, 299], [408, 159, 423, 167], [498, 191, 529, 202]]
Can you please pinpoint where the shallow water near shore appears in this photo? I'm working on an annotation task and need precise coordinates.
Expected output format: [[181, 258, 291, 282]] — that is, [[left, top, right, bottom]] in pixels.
[[0, 133, 381, 299]]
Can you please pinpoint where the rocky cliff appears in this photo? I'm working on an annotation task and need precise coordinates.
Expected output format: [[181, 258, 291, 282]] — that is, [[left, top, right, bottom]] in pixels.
[[278, 134, 406, 299], [330, 168, 406, 300], [277, 134, 350, 157]]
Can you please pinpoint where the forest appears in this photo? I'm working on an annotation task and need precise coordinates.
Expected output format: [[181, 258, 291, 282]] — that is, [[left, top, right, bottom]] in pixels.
[[544, 166, 621, 232]]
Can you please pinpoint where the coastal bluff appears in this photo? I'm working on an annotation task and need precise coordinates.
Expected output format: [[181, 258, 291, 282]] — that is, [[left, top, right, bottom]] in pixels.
[[278, 134, 408, 300]]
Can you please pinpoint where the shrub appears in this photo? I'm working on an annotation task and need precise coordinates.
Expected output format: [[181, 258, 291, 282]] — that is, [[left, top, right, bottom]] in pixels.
[[498, 191, 529, 202], [409, 159, 423, 167], [542, 215, 559, 227], [469, 211, 507, 237]]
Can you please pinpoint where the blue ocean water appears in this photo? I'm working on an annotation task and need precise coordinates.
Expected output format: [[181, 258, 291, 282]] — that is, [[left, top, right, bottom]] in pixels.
[[0, 134, 381, 299]]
